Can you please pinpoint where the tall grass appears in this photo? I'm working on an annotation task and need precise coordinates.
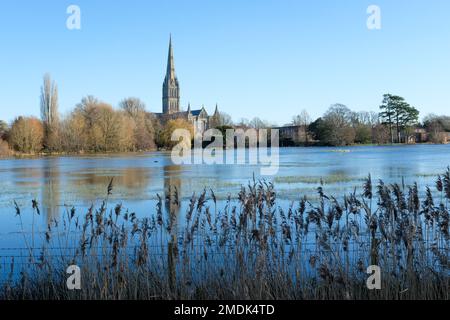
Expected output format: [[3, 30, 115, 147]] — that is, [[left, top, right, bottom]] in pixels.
[[1, 168, 449, 300]]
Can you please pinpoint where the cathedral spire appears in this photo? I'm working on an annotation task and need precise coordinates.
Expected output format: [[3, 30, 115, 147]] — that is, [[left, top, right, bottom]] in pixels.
[[214, 103, 219, 116], [166, 34, 176, 81], [162, 34, 180, 114]]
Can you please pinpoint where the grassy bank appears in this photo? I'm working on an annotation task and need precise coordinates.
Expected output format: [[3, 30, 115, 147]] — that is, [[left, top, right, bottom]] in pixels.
[[1, 169, 449, 300]]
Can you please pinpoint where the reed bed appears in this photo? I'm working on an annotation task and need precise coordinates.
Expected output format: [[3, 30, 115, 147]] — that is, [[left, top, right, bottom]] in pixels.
[[0, 168, 449, 300]]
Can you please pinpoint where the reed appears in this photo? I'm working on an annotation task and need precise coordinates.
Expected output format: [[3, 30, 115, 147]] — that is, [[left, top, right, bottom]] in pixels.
[[1, 169, 449, 300]]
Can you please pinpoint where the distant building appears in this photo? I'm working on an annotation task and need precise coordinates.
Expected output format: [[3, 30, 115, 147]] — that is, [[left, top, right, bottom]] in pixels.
[[414, 128, 428, 143], [404, 128, 450, 144], [274, 125, 311, 146], [154, 36, 220, 132], [433, 131, 450, 144], [444, 132, 450, 144]]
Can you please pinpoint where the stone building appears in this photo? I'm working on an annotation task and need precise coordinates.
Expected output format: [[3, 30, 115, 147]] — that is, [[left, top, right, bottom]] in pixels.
[[154, 36, 219, 132], [275, 125, 311, 146]]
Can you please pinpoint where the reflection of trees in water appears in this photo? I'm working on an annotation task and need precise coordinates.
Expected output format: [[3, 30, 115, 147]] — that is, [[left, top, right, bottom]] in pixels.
[[12, 167, 42, 188], [70, 168, 152, 200], [35, 164, 154, 224], [164, 165, 181, 219], [11, 162, 60, 222], [12, 167, 42, 179], [42, 158, 60, 224]]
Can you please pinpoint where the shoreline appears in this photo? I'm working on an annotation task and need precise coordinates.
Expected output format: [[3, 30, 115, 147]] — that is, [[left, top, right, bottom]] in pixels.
[[0, 142, 449, 161]]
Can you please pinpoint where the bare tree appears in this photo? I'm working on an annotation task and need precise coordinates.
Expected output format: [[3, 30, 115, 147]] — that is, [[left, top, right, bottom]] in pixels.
[[236, 118, 250, 128], [292, 110, 311, 126], [9, 117, 44, 153], [423, 114, 450, 143], [40, 74, 60, 150], [119, 98, 156, 150], [292, 109, 312, 145], [249, 117, 270, 129], [119, 97, 146, 119], [319, 104, 356, 146], [210, 111, 233, 128], [0, 120, 10, 156], [70, 96, 153, 152], [59, 112, 88, 152], [75, 95, 101, 129]]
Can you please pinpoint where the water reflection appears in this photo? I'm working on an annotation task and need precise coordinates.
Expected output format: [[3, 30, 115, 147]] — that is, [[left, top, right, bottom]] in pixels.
[[164, 165, 181, 218], [42, 158, 60, 224], [164, 165, 181, 287], [1, 145, 449, 233], [9, 160, 155, 222], [12, 167, 42, 187], [69, 167, 153, 202]]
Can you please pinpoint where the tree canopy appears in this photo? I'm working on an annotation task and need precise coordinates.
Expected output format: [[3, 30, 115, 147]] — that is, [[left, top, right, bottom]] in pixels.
[[379, 94, 419, 143]]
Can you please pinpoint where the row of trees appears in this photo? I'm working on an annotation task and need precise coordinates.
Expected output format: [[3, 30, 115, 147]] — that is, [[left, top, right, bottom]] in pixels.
[[0, 120, 11, 157], [0, 75, 446, 154], [292, 94, 423, 146], [423, 114, 450, 144], [1, 75, 195, 154], [307, 104, 385, 146], [58, 96, 155, 152]]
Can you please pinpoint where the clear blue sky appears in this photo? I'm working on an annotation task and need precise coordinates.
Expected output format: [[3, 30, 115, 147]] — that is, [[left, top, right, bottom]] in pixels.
[[0, 0, 449, 125]]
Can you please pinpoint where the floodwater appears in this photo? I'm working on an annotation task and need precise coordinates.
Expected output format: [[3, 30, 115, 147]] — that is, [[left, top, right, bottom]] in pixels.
[[0, 144, 449, 248]]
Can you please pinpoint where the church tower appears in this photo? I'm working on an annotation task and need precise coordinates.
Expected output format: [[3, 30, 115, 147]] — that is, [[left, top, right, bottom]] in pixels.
[[162, 35, 180, 114]]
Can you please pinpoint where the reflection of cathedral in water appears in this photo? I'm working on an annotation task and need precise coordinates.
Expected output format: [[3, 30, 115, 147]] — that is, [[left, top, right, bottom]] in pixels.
[[37, 161, 183, 232]]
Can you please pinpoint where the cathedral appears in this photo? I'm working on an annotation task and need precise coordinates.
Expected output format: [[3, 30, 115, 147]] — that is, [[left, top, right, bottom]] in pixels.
[[155, 36, 219, 132]]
